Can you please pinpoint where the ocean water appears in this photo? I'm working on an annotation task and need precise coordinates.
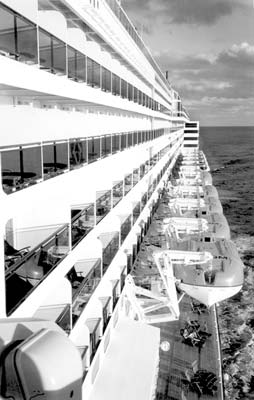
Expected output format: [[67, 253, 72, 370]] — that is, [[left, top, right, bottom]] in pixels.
[[200, 126, 254, 399]]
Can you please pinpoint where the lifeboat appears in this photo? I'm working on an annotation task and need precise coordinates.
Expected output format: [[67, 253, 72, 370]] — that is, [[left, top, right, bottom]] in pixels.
[[175, 240, 244, 306]]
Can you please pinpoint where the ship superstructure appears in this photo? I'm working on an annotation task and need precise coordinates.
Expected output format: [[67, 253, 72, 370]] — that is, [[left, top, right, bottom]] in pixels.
[[0, 1, 243, 399]]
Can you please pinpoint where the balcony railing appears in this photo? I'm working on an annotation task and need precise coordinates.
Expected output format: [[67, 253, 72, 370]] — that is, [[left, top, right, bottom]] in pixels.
[[101, 232, 119, 274], [0, 128, 169, 194], [70, 259, 102, 326], [112, 181, 123, 207], [71, 204, 95, 247], [5, 224, 69, 315], [0, 3, 173, 115], [96, 190, 112, 223]]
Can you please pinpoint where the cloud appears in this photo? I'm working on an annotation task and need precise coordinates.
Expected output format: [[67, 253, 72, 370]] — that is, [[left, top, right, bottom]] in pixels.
[[155, 42, 254, 124], [122, 0, 247, 26], [156, 42, 254, 100]]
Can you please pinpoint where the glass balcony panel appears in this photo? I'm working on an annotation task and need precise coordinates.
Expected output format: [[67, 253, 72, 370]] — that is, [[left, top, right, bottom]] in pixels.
[[67, 46, 76, 80], [39, 28, 52, 71], [120, 133, 127, 151], [0, 5, 15, 57], [93, 60, 100, 87], [120, 268, 126, 291], [133, 131, 138, 146], [112, 134, 120, 153], [69, 139, 87, 169], [124, 173, 132, 194], [112, 181, 123, 207], [140, 163, 145, 179], [96, 190, 111, 223], [76, 51, 86, 82], [88, 137, 100, 163], [21, 146, 42, 186], [5, 224, 69, 315], [2, 145, 42, 193], [133, 202, 141, 224], [138, 90, 142, 105], [133, 87, 138, 103], [112, 74, 120, 96], [100, 297, 111, 332], [120, 79, 127, 98], [127, 132, 133, 147], [88, 318, 101, 363], [133, 168, 139, 185], [78, 346, 89, 381], [87, 57, 100, 87], [112, 280, 119, 308], [16, 15, 37, 64], [43, 142, 64, 178], [55, 142, 68, 172], [128, 84, 133, 101], [56, 304, 71, 334], [101, 232, 119, 273], [120, 215, 132, 244], [71, 204, 94, 247], [70, 259, 101, 326], [140, 192, 147, 211], [52, 36, 66, 75], [148, 184, 153, 199], [101, 67, 111, 92], [145, 160, 150, 173], [101, 135, 111, 158], [138, 131, 142, 144]]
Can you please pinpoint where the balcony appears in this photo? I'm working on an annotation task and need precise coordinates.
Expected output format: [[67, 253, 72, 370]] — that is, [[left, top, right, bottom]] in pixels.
[[100, 231, 119, 274], [68, 259, 102, 326], [112, 180, 123, 207], [124, 173, 132, 195], [96, 190, 112, 224], [71, 204, 95, 247], [120, 215, 132, 244], [5, 224, 69, 315]]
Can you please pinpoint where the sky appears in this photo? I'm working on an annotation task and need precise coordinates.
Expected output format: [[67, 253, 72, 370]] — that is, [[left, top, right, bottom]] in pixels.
[[122, 0, 254, 126]]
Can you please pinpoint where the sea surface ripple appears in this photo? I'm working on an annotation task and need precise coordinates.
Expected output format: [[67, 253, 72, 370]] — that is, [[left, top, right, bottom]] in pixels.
[[200, 126, 254, 399]]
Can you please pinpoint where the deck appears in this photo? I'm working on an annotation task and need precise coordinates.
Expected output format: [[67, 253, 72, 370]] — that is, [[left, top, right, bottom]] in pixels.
[[131, 195, 224, 400]]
